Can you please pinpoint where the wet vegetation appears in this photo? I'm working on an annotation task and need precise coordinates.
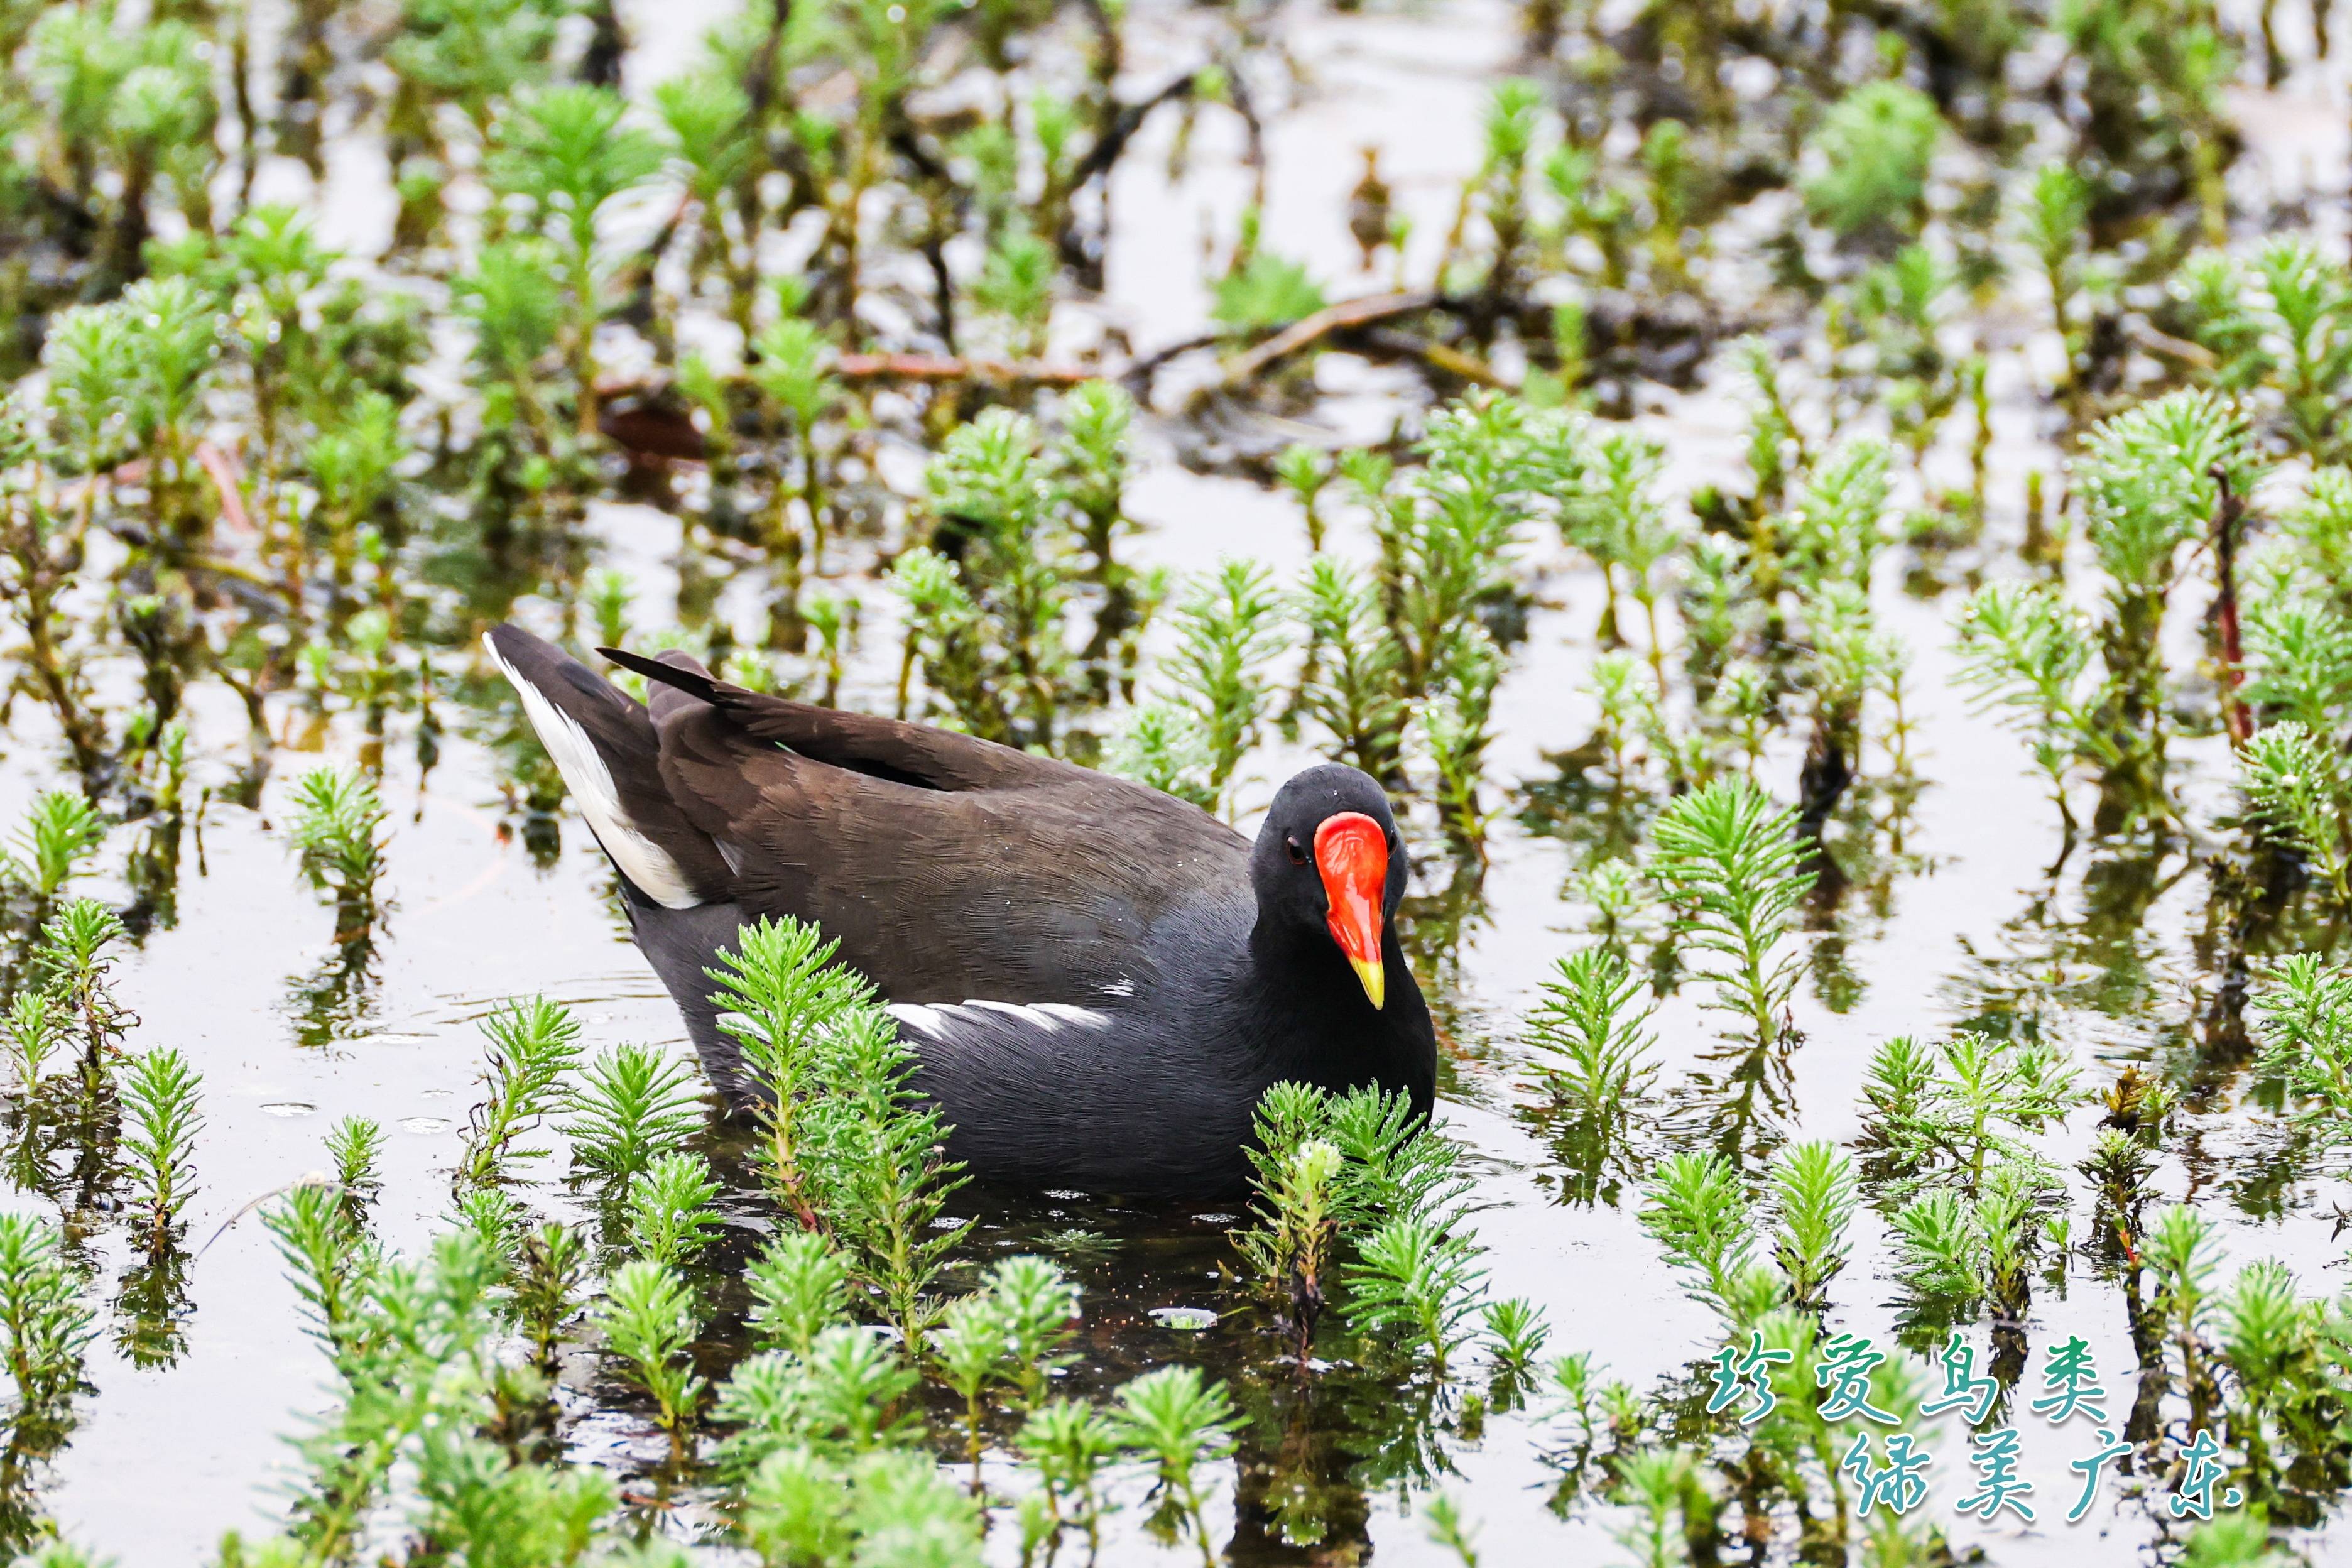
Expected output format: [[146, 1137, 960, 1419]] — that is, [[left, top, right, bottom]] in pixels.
[[5, 0, 2352, 1561]]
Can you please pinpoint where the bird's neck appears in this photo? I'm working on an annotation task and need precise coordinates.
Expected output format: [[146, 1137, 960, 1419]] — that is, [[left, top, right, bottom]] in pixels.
[[1242, 917, 1435, 1112]]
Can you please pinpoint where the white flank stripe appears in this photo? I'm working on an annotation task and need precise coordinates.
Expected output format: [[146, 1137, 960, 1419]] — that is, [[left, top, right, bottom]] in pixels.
[[485, 636, 701, 910], [886, 1000, 1113, 1040], [1033, 1003, 1113, 1028], [886, 1003, 948, 1037]]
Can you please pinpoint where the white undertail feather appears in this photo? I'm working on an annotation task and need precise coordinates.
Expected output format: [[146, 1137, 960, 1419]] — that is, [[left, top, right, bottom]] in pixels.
[[484, 636, 702, 910], [886, 1001, 1111, 1039]]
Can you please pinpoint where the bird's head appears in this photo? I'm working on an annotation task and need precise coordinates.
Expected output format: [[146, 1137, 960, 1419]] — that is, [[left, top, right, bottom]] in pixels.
[[1251, 764, 1407, 1010]]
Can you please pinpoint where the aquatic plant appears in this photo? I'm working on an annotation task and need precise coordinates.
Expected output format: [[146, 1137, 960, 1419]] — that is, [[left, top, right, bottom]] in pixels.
[[1, 792, 102, 904], [35, 899, 128, 1087], [624, 1150, 723, 1269], [739, 1442, 986, 1566], [1022, 1397, 1123, 1559], [1889, 1160, 2050, 1312], [119, 1047, 201, 1251], [707, 915, 872, 1223], [1162, 560, 1283, 814], [1648, 777, 1815, 1048], [325, 1117, 383, 1221], [1858, 1030, 2078, 1198], [1639, 1150, 1765, 1321], [2251, 955, 2352, 1156], [932, 1288, 1012, 1479], [2235, 723, 2350, 901], [714, 1323, 921, 1471], [1290, 557, 1408, 781], [1482, 1296, 1550, 1373], [1114, 1365, 1238, 1568], [488, 84, 662, 435], [564, 1042, 703, 1190], [1953, 579, 2110, 830], [1, 995, 65, 1098], [1238, 1136, 1344, 1358], [266, 1181, 366, 1358], [286, 766, 389, 908], [746, 1231, 852, 1359], [1608, 1447, 1709, 1568], [598, 1258, 707, 1456], [513, 1219, 591, 1369], [802, 1002, 970, 1354], [1343, 1214, 1488, 1376], [2145, 1203, 2226, 1425], [1526, 945, 1658, 1119], [1768, 1140, 1856, 1310], [2075, 390, 2260, 827], [456, 996, 582, 1187], [0, 1213, 93, 1434], [1802, 82, 1942, 241]]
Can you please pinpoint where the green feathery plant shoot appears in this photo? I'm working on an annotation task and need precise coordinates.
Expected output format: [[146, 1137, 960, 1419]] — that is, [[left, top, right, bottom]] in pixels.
[[1766, 1140, 1856, 1310], [2235, 722, 2351, 902], [0, 1212, 94, 1478], [1526, 945, 1658, 1119], [747, 1231, 852, 1359], [2073, 389, 2261, 827], [803, 1002, 970, 1355], [119, 1047, 201, 1252], [932, 1288, 1013, 1482], [1, 792, 103, 903], [597, 1258, 707, 1459], [2, 994, 66, 1098], [286, 765, 389, 910], [1482, 1296, 1550, 1373], [625, 1150, 724, 1269], [513, 1220, 592, 1371], [564, 1042, 704, 1190], [709, 915, 969, 1349], [1857, 1030, 2079, 1197], [264, 1181, 364, 1361], [1648, 776, 1816, 1049], [36, 898, 128, 1089], [2251, 956, 2352, 1160], [1115, 1365, 1239, 1568], [1290, 557, 1408, 781], [325, 1116, 383, 1221], [1639, 1150, 1767, 1324], [457, 996, 582, 1187], [1343, 1214, 1489, 1377], [1022, 1396, 1123, 1560], [1238, 1136, 1344, 1360], [1953, 579, 2111, 830], [705, 915, 871, 1226]]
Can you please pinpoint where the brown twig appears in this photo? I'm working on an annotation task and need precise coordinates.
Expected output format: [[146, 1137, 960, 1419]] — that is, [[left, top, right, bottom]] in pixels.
[[1212, 290, 1442, 388], [832, 352, 1098, 386], [2209, 464, 2251, 746]]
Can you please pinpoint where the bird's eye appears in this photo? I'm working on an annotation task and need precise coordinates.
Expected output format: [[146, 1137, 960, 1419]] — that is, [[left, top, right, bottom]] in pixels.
[[1285, 836, 1308, 866]]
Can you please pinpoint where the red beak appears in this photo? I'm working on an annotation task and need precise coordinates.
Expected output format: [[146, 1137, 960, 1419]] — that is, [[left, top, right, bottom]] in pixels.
[[1314, 812, 1388, 1010]]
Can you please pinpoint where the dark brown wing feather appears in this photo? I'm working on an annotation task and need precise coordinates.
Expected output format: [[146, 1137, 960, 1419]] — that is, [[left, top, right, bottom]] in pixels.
[[601, 645, 1075, 792], [642, 693, 1248, 1004]]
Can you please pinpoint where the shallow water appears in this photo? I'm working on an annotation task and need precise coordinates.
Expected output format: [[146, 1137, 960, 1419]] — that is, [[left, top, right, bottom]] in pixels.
[[9, 0, 2352, 1562]]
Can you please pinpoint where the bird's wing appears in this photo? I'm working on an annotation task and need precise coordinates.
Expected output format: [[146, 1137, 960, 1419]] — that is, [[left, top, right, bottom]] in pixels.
[[600, 645, 1077, 792], [640, 692, 1246, 1001]]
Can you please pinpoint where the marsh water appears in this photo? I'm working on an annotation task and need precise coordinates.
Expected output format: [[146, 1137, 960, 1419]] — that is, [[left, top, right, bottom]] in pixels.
[[10, 0, 2352, 1562]]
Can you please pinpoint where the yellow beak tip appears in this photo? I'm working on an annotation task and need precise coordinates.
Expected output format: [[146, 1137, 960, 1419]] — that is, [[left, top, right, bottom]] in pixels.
[[1349, 957, 1386, 1011]]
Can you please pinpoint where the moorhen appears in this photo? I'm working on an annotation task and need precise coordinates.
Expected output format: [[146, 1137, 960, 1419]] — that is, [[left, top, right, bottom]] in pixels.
[[486, 625, 1437, 1197]]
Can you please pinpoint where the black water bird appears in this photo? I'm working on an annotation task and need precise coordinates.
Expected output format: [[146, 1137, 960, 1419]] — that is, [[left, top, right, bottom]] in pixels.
[[486, 624, 1437, 1198]]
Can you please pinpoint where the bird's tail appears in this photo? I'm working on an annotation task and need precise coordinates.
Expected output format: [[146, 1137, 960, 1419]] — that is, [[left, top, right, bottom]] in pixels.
[[482, 624, 718, 910]]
